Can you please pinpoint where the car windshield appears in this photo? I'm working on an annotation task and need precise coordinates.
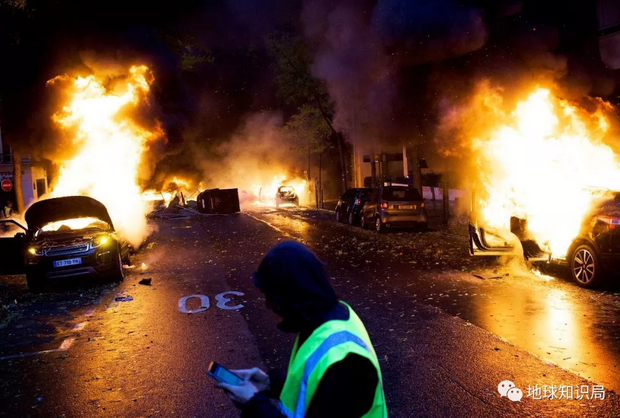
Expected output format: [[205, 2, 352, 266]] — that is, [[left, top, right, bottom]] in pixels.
[[279, 186, 295, 195], [39, 217, 111, 234], [383, 188, 422, 201]]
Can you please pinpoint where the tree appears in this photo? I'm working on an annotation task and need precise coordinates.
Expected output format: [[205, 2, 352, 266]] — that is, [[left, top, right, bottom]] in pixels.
[[267, 33, 348, 193], [284, 105, 335, 206]]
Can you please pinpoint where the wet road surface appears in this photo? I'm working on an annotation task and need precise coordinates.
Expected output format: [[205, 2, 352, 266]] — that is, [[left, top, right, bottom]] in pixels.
[[1, 206, 620, 417]]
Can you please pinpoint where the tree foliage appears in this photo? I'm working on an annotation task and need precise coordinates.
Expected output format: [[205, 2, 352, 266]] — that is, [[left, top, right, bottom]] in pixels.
[[284, 105, 334, 157]]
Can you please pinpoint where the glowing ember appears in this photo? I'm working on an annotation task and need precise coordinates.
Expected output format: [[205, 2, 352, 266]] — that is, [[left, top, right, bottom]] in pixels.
[[48, 65, 161, 247], [471, 86, 620, 257]]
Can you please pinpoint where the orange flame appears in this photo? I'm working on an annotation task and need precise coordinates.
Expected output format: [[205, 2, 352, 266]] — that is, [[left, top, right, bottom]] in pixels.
[[49, 65, 161, 247], [471, 86, 620, 257]]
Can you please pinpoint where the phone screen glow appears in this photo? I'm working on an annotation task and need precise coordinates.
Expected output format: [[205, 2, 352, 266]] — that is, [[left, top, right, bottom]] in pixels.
[[215, 365, 243, 385]]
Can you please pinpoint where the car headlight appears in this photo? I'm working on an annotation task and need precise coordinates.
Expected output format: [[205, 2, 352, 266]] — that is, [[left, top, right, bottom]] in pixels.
[[92, 236, 110, 248], [27, 247, 43, 256]]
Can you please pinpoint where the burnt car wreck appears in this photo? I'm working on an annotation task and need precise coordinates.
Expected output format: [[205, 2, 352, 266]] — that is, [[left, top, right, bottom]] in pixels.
[[0, 196, 130, 292], [470, 190, 620, 288]]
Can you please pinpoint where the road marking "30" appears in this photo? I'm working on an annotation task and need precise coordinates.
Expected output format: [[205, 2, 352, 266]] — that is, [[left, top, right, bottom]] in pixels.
[[178, 291, 245, 314]]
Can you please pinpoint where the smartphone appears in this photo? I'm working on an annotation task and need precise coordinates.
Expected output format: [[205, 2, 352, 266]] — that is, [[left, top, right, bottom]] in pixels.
[[208, 361, 243, 386]]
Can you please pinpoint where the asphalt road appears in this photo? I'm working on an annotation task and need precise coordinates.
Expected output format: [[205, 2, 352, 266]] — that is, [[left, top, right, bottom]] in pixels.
[[2, 205, 620, 417]]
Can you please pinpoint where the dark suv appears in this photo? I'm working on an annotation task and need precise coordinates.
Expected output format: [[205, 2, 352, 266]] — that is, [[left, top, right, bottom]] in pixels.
[[0, 196, 130, 292], [335, 188, 364, 223], [360, 186, 427, 232], [348, 188, 374, 226]]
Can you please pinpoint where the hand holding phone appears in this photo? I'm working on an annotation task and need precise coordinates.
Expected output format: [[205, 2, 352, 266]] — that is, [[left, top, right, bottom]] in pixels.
[[208, 361, 243, 386], [229, 367, 270, 392]]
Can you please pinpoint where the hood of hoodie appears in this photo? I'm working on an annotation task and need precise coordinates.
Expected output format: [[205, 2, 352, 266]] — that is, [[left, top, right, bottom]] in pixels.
[[254, 241, 338, 332]]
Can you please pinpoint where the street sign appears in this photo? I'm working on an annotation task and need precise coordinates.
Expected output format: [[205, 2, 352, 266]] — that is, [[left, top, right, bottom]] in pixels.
[[1, 179, 12, 192]]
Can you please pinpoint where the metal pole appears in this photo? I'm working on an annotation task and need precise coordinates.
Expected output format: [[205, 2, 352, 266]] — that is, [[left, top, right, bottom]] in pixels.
[[442, 174, 450, 225]]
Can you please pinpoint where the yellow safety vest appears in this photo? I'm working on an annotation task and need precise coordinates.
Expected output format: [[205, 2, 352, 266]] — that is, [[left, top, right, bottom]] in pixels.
[[277, 302, 388, 418]]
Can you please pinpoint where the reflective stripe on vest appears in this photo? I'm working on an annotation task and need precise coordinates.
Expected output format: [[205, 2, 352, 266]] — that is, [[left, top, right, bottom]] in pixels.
[[278, 330, 371, 418]]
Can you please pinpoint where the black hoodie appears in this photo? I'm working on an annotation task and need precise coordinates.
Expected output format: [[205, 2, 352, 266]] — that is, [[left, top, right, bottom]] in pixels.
[[242, 241, 379, 418]]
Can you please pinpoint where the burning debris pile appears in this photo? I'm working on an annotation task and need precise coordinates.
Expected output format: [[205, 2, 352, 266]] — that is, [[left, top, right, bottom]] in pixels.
[[47, 65, 165, 247], [443, 83, 620, 258]]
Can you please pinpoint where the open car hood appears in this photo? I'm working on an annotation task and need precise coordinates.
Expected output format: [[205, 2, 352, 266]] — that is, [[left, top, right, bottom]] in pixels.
[[25, 196, 114, 231]]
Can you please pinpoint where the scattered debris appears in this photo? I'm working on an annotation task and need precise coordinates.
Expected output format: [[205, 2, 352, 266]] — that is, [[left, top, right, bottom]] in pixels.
[[115, 293, 134, 302], [473, 274, 504, 280], [138, 278, 152, 286]]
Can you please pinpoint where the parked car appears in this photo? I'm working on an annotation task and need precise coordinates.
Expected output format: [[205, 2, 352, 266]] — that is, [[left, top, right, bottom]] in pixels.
[[0, 196, 131, 292], [275, 185, 299, 208], [360, 185, 427, 232], [348, 188, 374, 226], [335, 188, 363, 223], [469, 190, 620, 288]]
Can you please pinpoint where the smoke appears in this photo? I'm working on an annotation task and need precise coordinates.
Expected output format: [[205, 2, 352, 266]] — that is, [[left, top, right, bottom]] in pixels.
[[371, 0, 488, 64], [300, 0, 489, 150], [193, 112, 307, 206]]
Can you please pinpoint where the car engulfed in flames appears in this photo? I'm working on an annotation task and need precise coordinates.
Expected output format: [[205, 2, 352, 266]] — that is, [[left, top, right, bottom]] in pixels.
[[0, 196, 130, 292], [465, 85, 620, 288]]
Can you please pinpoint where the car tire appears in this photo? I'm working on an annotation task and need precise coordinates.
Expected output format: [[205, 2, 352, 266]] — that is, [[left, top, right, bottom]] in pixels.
[[375, 217, 384, 233], [570, 243, 602, 288], [110, 250, 125, 282], [348, 211, 357, 226], [360, 214, 367, 229], [26, 272, 45, 293]]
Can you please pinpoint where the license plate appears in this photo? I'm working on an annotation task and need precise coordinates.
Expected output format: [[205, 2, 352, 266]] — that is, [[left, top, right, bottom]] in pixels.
[[53, 258, 82, 268], [399, 205, 414, 210]]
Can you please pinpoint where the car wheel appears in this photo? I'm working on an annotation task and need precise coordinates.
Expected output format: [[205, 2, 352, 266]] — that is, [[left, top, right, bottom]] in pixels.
[[570, 244, 602, 288], [360, 214, 367, 229], [26, 272, 45, 293], [336, 209, 343, 223], [375, 217, 384, 233], [111, 250, 125, 282], [348, 211, 357, 226]]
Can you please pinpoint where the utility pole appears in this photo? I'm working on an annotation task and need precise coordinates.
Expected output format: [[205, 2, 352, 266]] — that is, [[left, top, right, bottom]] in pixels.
[[442, 173, 450, 225]]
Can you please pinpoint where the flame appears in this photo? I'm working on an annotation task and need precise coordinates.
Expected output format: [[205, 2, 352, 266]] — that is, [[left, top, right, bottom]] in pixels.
[[48, 65, 161, 247], [252, 174, 307, 207], [471, 86, 620, 257]]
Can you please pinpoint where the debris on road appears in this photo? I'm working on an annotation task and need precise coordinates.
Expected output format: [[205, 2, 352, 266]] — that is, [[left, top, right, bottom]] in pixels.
[[473, 274, 504, 280], [138, 278, 152, 286], [114, 293, 134, 302]]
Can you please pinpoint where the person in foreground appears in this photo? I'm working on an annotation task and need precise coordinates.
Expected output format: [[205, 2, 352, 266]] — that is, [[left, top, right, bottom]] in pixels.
[[217, 241, 387, 418]]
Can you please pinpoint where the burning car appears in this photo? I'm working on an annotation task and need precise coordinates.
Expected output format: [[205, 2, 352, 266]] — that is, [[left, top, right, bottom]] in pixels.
[[470, 190, 620, 288], [275, 185, 300, 208], [0, 196, 130, 292]]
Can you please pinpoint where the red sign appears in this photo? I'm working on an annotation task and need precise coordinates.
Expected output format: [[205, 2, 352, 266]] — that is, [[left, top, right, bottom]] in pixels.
[[1, 179, 12, 192]]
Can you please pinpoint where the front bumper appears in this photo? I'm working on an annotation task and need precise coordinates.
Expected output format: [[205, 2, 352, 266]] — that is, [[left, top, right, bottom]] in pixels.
[[27, 248, 116, 280]]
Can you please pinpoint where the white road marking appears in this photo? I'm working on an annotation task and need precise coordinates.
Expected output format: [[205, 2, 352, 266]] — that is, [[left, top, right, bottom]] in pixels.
[[72, 322, 87, 331], [0, 337, 75, 361], [215, 291, 245, 310], [178, 294, 210, 314], [244, 213, 293, 238]]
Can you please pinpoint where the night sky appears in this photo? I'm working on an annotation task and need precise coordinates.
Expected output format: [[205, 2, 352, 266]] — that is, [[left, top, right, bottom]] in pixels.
[[0, 0, 616, 186]]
